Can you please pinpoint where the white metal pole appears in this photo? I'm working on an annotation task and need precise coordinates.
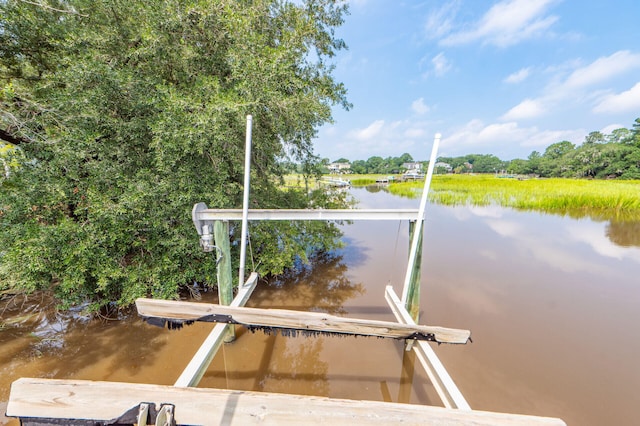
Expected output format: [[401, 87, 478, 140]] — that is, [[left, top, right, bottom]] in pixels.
[[238, 115, 253, 286], [401, 133, 441, 303]]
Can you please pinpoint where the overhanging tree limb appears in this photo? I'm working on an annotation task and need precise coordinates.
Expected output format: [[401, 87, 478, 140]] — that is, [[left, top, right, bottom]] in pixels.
[[0, 128, 30, 146]]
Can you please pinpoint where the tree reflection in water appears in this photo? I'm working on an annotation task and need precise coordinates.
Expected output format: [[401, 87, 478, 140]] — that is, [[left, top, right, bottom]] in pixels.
[[201, 250, 365, 396], [249, 250, 364, 316], [606, 220, 640, 247]]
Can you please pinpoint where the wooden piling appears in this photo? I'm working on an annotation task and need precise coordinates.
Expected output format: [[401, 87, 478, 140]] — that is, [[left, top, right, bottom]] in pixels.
[[213, 220, 234, 342], [406, 220, 423, 323]]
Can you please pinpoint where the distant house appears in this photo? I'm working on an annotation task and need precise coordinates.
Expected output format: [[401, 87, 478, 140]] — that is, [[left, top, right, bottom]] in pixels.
[[402, 162, 422, 171], [328, 162, 351, 174], [434, 162, 452, 172]]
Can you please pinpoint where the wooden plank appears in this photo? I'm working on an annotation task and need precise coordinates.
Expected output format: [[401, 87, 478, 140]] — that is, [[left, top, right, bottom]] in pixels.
[[385, 285, 471, 410], [173, 273, 258, 387], [195, 208, 420, 221], [7, 378, 566, 425], [136, 298, 471, 344]]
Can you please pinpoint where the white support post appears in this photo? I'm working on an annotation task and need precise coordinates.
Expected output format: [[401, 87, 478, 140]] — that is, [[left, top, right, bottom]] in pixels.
[[385, 285, 470, 410], [401, 133, 440, 304], [174, 273, 259, 388], [238, 115, 253, 287]]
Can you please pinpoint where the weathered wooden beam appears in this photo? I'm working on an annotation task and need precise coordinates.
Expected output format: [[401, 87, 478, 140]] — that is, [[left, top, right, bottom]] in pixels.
[[173, 273, 259, 388], [385, 285, 471, 410], [406, 220, 423, 322], [6, 378, 566, 425], [195, 208, 420, 221], [214, 219, 234, 342], [135, 298, 471, 344]]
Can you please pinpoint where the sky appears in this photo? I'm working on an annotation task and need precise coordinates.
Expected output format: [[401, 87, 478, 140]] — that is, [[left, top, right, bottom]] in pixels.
[[313, 0, 640, 162]]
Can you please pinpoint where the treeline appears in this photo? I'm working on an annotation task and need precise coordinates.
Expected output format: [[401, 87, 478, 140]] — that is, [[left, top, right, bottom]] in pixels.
[[506, 121, 640, 179], [323, 118, 640, 179], [345, 153, 417, 174]]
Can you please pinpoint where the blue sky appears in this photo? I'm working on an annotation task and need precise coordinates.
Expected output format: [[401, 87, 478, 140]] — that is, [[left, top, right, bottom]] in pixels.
[[313, 0, 640, 162]]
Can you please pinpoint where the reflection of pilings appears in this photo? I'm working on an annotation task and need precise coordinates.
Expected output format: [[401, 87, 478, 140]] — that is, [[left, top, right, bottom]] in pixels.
[[173, 273, 258, 388]]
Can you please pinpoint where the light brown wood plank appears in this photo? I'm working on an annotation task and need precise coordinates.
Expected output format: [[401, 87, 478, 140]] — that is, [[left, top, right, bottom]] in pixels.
[[135, 298, 471, 344], [7, 378, 566, 425]]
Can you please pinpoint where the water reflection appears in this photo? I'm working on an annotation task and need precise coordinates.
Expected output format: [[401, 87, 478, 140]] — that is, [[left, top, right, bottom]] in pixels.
[[249, 251, 364, 315], [4, 188, 640, 426], [420, 203, 640, 426], [364, 184, 383, 193], [381, 185, 640, 248], [606, 220, 640, 247]]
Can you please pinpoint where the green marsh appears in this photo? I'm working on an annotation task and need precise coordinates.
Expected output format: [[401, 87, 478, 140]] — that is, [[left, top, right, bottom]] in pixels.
[[385, 175, 640, 220]]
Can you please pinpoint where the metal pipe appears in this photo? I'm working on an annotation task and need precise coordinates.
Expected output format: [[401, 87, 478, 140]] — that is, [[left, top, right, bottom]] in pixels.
[[401, 133, 441, 303], [238, 115, 253, 286]]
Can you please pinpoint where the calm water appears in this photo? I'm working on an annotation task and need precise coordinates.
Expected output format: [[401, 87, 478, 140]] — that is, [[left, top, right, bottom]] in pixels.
[[2, 187, 640, 425]]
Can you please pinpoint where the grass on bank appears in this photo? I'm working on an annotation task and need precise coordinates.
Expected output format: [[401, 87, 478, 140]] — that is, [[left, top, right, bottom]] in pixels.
[[387, 174, 640, 220]]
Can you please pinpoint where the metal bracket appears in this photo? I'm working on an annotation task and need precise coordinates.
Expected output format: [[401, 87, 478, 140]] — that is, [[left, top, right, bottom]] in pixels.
[[142, 314, 236, 330], [17, 402, 176, 426], [134, 402, 176, 426]]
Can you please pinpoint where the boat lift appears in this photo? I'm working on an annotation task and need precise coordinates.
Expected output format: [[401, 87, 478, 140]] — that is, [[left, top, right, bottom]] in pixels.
[[6, 117, 565, 425]]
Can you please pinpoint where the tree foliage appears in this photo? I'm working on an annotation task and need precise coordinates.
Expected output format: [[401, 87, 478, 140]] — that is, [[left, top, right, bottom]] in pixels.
[[0, 0, 350, 309]]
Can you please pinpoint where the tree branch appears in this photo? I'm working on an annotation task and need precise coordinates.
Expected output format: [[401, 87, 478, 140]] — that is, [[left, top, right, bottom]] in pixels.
[[0, 128, 31, 146], [18, 0, 88, 17]]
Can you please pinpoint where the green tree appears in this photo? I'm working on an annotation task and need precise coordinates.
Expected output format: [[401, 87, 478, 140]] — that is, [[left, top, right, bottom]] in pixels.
[[506, 158, 528, 175], [584, 131, 606, 145], [365, 156, 384, 173], [0, 0, 350, 309], [607, 128, 633, 144], [527, 151, 542, 175], [350, 159, 366, 174]]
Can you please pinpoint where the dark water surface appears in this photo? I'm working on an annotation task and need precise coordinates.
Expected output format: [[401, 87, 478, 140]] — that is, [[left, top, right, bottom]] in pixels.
[[2, 187, 640, 425]]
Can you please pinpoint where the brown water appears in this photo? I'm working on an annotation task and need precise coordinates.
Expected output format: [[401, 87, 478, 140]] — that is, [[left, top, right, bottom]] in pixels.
[[2, 187, 640, 425]]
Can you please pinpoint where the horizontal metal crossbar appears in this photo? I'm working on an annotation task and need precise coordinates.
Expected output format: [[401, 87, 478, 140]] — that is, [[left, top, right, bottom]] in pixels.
[[194, 208, 420, 221]]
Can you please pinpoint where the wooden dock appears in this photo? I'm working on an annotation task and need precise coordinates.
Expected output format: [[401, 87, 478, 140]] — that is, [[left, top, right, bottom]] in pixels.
[[7, 378, 566, 425], [5, 132, 567, 425]]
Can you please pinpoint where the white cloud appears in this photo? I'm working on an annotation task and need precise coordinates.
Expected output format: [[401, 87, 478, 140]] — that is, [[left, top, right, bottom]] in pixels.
[[501, 99, 545, 120], [600, 123, 625, 134], [519, 128, 587, 148], [349, 120, 385, 141], [504, 67, 531, 84], [404, 128, 426, 138], [423, 1, 461, 40], [441, 0, 559, 47], [431, 52, 452, 77], [593, 82, 640, 114], [334, 118, 435, 159], [499, 51, 640, 124], [564, 51, 640, 89], [411, 97, 430, 115], [442, 119, 586, 155]]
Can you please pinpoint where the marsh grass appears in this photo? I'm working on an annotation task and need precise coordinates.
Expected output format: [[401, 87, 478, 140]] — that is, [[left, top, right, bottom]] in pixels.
[[388, 174, 640, 220]]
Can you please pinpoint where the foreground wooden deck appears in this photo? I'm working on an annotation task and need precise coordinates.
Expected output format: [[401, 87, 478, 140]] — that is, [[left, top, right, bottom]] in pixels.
[[7, 378, 566, 425]]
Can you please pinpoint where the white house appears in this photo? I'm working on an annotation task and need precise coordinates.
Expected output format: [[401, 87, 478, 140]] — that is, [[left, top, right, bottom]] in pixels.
[[328, 162, 351, 174], [402, 162, 422, 171]]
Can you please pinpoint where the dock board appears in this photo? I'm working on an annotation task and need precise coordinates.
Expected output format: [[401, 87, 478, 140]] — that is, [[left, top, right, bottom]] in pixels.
[[7, 378, 566, 425], [135, 298, 471, 344]]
